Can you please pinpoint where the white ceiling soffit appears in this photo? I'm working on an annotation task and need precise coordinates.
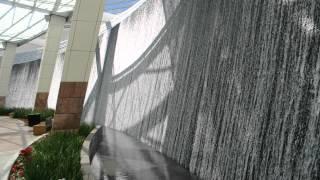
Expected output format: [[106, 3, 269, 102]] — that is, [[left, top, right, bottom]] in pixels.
[[0, 0, 75, 47]]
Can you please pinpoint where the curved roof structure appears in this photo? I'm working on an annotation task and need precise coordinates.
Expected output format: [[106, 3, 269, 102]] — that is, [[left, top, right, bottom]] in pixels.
[[0, 0, 139, 49], [0, 0, 76, 47]]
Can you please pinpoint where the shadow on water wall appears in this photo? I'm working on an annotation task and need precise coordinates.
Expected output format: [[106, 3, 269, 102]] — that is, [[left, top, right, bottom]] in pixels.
[[83, 0, 320, 179], [81, 27, 113, 124]]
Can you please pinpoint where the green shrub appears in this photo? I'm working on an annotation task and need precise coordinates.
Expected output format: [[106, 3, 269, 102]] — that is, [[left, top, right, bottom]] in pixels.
[[12, 108, 33, 119], [0, 107, 14, 116], [78, 123, 95, 137], [24, 132, 84, 180], [23, 124, 94, 180], [9, 108, 55, 121], [38, 108, 55, 121]]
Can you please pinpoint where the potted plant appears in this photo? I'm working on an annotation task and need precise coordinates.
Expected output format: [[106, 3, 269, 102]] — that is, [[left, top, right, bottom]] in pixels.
[[27, 113, 41, 127]]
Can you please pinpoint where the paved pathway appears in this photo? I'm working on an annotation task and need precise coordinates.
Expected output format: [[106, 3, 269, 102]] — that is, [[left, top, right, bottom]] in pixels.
[[0, 116, 41, 180]]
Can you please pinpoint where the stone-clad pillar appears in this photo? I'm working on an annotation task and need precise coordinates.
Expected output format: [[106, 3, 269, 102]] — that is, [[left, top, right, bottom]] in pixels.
[[35, 15, 66, 110], [0, 43, 17, 107], [53, 0, 105, 130]]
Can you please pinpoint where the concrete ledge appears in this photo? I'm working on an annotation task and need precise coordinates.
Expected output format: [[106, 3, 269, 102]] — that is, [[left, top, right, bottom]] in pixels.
[[80, 126, 101, 180], [81, 126, 198, 180]]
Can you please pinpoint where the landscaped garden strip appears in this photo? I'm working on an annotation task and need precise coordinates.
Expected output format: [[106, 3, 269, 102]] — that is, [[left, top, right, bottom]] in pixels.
[[9, 124, 94, 180]]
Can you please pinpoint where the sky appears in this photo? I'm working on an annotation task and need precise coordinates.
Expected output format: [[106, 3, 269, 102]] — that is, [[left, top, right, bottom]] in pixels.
[[104, 0, 139, 14]]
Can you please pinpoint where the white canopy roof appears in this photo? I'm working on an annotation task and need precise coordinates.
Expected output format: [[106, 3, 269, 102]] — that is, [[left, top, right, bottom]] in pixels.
[[0, 0, 76, 47], [0, 0, 139, 49]]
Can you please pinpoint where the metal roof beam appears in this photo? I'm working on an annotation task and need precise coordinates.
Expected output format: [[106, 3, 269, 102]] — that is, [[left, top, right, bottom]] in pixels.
[[0, 11, 34, 37], [16, 31, 46, 46], [8, 17, 45, 41]]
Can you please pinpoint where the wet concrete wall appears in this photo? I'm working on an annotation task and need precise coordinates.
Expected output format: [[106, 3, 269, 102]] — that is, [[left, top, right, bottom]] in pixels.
[[6, 50, 65, 109], [6, 60, 40, 108], [86, 0, 320, 179]]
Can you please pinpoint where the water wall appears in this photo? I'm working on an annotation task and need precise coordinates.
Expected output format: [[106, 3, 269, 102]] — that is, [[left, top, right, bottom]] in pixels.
[[84, 0, 320, 179], [6, 49, 65, 109], [6, 60, 40, 108]]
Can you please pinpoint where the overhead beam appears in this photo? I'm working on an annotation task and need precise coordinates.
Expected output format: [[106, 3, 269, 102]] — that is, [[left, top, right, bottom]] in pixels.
[[0, 6, 13, 22], [16, 22, 70, 46], [0, 10, 34, 37], [52, 0, 61, 12], [16, 31, 46, 46], [8, 18, 45, 41]]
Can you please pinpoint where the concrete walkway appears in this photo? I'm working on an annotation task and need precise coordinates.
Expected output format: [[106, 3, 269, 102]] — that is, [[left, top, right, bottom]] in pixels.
[[0, 116, 41, 180]]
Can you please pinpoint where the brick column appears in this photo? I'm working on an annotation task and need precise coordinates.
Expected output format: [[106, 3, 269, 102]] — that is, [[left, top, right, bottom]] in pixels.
[[53, 0, 105, 130], [54, 82, 87, 129], [0, 97, 5, 107]]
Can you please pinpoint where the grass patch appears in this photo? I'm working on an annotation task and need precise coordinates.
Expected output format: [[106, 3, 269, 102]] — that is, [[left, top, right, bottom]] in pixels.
[[78, 123, 95, 137], [23, 124, 94, 180]]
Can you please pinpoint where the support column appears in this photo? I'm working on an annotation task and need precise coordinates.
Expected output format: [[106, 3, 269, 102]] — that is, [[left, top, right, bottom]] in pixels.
[[35, 15, 66, 110], [53, 0, 105, 130], [0, 43, 17, 107]]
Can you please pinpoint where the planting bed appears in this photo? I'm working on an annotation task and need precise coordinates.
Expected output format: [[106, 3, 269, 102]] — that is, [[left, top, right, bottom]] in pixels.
[[8, 124, 94, 180]]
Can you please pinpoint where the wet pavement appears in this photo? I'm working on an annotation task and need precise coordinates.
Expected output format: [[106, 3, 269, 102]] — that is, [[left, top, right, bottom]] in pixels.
[[0, 116, 41, 180], [90, 127, 198, 180]]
